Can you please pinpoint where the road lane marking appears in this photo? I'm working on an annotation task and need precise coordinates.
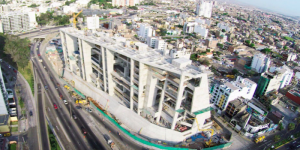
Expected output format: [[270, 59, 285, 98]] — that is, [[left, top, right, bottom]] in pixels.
[[56, 117, 71, 142]]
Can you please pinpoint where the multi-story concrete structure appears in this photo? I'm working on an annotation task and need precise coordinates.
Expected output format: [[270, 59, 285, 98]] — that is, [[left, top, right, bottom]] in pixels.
[[60, 28, 212, 139], [251, 53, 271, 73], [195, 0, 213, 18], [147, 37, 157, 48], [138, 24, 155, 41], [211, 76, 257, 112], [0, 63, 10, 135], [86, 15, 99, 30], [255, 65, 293, 97], [0, 5, 10, 13], [154, 38, 166, 51], [194, 25, 208, 39], [0, 11, 37, 33]]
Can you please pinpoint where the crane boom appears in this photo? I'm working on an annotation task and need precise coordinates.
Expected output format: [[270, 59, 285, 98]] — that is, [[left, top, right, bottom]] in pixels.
[[73, 10, 83, 29]]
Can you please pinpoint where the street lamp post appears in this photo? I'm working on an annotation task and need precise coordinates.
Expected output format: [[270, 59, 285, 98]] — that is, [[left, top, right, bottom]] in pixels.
[[69, 99, 72, 118]]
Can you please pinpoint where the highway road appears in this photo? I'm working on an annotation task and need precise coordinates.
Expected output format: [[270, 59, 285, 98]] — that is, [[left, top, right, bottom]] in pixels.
[[32, 40, 105, 150], [37, 82, 50, 150]]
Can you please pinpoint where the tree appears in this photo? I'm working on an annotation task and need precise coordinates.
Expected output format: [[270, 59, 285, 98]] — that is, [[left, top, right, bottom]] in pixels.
[[232, 69, 239, 75], [206, 49, 211, 52], [288, 123, 295, 131], [278, 122, 284, 131], [283, 46, 288, 50], [28, 3, 39, 7], [221, 29, 226, 32], [140, 19, 143, 22], [250, 43, 255, 48], [245, 40, 251, 45], [274, 135, 280, 142], [217, 43, 224, 49], [261, 48, 272, 54]]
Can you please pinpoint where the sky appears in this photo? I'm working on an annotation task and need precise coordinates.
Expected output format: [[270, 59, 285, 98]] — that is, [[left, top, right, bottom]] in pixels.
[[236, 0, 300, 16]]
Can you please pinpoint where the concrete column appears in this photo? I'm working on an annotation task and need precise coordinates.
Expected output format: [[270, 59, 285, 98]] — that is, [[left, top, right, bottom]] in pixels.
[[81, 40, 92, 83], [129, 59, 134, 110], [101, 47, 107, 92], [171, 74, 186, 130], [156, 74, 169, 123]]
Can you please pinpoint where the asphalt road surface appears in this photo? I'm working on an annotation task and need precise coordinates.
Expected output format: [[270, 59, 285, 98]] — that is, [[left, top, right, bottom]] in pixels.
[[33, 40, 105, 150], [37, 82, 50, 150]]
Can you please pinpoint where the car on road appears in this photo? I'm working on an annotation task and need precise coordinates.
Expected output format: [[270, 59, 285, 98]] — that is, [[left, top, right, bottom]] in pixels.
[[53, 103, 58, 109], [38, 54, 41, 56], [57, 83, 60, 86], [63, 100, 68, 105], [85, 108, 92, 113], [59, 94, 63, 99], [45, 85, 48, 90], [30, 111, 33, 116], [55, 86, 58, 89], [13, 69, 17, 73], [76, 106, 82, 109], [81, 127, 87, 134], [72, 114, 77, 119]]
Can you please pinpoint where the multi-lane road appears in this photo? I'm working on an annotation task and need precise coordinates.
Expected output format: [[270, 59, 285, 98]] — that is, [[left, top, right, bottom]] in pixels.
[[32, 40, 106, 150]]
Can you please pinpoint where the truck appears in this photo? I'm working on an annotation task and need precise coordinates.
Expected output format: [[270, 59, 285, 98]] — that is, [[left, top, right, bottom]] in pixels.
[[103, 134, 116, 148], [255, 136, 265, 143]]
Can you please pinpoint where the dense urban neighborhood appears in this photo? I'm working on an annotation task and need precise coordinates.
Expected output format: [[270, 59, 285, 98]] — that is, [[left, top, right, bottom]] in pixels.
[[0, 0, 300, 150]]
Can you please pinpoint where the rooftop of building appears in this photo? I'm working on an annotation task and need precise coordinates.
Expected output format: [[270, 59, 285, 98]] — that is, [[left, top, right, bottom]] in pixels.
[[61, 28, 210, 78]]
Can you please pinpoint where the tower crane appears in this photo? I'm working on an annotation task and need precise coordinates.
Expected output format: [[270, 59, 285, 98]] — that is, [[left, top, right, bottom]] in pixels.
[[73, 10, 83, 29]]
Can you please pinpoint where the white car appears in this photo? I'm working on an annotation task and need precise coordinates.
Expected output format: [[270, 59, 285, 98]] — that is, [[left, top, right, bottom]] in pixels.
[[63, 100, 68, 105]]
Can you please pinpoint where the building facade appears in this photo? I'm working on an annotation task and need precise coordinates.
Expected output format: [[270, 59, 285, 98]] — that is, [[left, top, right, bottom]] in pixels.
[[195, 0, 213, 18], [138, 24, 155, 41], [251, 53, 271, 73], [86, 15, 100, 30], [211, 76, 257, 112], [0, 11, 37, 33], [255, 66, 293, 97], [60, 28, 212, 137], [0, 63, 10, 134]]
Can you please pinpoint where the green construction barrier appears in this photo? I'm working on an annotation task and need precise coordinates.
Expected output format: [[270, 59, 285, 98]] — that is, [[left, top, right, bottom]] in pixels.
[[92, 102, 231, 150], [74, 88, 86, 99]]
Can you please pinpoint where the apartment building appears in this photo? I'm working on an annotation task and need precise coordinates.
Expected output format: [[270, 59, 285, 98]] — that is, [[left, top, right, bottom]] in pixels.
[[255, 65, 293, 97], [0, 64, 10, 135], [251, 53, 271, 73], [211, 76, 257, 112], [195, 0, 213, 18], [0, 5, 10, 13], [0, 11, 37, 33], [86, 15, 99, 30], [60, 28, 212, 137], [138, 24, 155, 41]]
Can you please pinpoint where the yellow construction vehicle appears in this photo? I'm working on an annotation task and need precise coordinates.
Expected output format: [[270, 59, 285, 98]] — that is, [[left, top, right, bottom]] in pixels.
[[76, 100, 87, 104], [226, 75, 235, 79], [255, 136, 265, 143], [73, 10, 83, 29], [64, 85, 70, 90], [185, 118, 214, 147]]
